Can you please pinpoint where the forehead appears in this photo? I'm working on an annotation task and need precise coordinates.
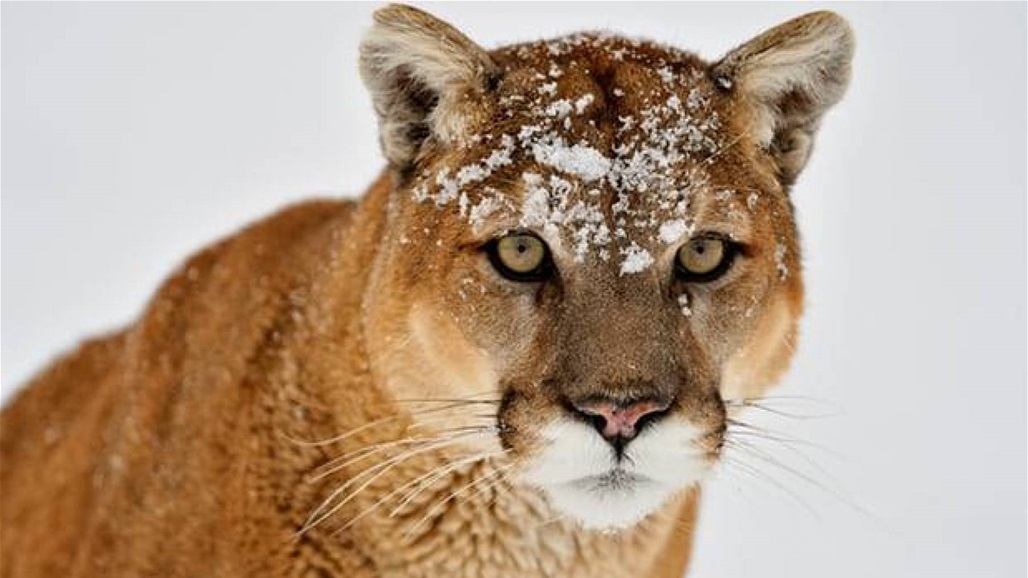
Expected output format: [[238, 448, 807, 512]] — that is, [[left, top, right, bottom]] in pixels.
[[412, 33, 767, 274]]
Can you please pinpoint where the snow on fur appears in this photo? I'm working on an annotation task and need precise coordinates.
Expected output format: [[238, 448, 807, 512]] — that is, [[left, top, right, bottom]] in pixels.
[[412, 35, 729, 273]]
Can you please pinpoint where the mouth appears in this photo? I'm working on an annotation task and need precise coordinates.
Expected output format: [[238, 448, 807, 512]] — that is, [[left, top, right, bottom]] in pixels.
[[568, 468, 652, 492], [543, 470, 676, 530], [515, 418, 715, 530]]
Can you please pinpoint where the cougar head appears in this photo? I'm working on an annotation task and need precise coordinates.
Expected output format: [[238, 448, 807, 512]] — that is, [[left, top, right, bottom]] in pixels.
[[358, 4, 853, 529]]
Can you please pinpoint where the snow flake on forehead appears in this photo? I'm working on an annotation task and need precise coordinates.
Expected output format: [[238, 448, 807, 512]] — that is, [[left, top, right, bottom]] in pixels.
[[412, 35, 728, 274], [619, 243, 654, 276], [529, 133, 611, 183], [521, 173, 611, 263], [658, 219, 689, 244]]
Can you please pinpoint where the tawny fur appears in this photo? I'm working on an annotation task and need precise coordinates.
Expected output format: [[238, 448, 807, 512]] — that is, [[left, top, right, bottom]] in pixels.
[[1, 5, 852, 577]]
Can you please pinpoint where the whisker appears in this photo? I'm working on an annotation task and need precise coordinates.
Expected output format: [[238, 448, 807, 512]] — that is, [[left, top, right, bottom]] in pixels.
[[389, 447, 506, 518], [726, 423, 845, 460], [393, 398, 501, 405], [285, 401, 486, 447], [299, 434, 485, 536], [309, 436, 444, 482], [403, 461, 517, 539], [310, 423, 499, 483], [454, 457, 514, 507], [310, 418, 497, 479], [701, 131, 748, 166], [391, 389, 501, 404], [719, 451, 819, 519], [728, 394, 836, 404], [725, 439, 876, 522], [726, 400, 841, 420], [526, 511, 566, 534], [405, 414, 496, 432], [333, 449, 507, 535], [727, 434, 840, 489]]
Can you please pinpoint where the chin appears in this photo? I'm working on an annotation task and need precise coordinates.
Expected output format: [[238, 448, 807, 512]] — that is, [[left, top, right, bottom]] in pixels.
[[517, 420, 713, 531], [544, 473, 682, 530]]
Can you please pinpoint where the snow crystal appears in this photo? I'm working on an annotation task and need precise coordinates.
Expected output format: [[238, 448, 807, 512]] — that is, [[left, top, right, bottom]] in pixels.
[[520, 186, 553, 231], [484, 135, 515, 169], [544, 99, 574, 119], [574, 94, 594, 114], [677, 293, 692, 317], [456, 164, 487, 185], [619, 243, 654, 275], [409, 35, 726, 275], [746, 192, 759, 210], [519, 173, 612, 261], [774, 243, 789, 281], [686, 88, 706, 110], [658, 219, 689, 244], [468, 195, 503, 229], [531, 137, 611, 182]]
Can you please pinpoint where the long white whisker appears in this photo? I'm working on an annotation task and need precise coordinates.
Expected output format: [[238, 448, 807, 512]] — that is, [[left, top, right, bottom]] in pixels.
[[298, 434, 486, 536], [334, 449, 506, 535], [719, 451, 819, 519], [726, 439, 876, 522], [284, 401, 484, 447], [403, 462, 517, 539], [727, 434, 838, 487], [727, 420, 842, 457], [405, 413, 496, 432], [390, 445, 506, 518], [310, 436, 443, 482]]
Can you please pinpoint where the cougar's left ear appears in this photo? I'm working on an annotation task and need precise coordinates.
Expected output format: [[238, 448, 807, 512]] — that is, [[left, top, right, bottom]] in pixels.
[[713, 12, 854, 185], [360, 4, 500, 172]]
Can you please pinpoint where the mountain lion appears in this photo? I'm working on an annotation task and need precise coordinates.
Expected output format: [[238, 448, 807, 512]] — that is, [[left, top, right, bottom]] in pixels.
[[0, 5, 853, 577]]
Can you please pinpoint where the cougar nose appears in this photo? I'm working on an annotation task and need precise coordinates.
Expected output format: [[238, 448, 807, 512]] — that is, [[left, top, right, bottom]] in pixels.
[[569, 396, 672, 442]]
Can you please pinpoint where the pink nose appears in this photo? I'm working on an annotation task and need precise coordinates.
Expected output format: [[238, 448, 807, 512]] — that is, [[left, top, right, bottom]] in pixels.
[[571, 397, 672, 441]]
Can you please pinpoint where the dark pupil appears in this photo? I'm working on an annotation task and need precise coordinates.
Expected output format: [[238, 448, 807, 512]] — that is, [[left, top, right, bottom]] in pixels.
[[694, 244, 705, 255], [517, 243, 528, 254]]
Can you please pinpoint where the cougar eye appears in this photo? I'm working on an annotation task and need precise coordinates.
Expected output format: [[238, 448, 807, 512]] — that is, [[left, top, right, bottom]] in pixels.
[[675, 236, 733, 281], [486, 232, 553, 282]]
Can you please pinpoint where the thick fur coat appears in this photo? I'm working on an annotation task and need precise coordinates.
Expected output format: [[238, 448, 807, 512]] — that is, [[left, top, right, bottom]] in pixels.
[[1, 6, 853, 577]]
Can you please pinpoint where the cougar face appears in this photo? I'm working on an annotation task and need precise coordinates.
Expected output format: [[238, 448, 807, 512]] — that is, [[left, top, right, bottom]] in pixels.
[[359, 6, 851, 530]]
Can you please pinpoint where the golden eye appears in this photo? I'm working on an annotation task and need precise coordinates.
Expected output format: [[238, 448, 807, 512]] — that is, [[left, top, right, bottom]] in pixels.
[[675, 237, 732, 280], [487, 233, 553, 281]]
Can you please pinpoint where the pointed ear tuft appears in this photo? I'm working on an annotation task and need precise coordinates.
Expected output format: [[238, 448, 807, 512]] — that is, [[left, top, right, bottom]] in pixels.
[[713, 11, 854, 184], [359, 4, 499, 171]]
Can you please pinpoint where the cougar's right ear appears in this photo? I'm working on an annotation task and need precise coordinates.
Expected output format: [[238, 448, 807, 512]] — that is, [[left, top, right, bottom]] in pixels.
[[359, 4, 500, 172]]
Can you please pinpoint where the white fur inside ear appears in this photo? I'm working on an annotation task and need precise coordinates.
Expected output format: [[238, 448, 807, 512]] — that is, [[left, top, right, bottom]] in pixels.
[[359, 5, 497, 166], [716, 11, 854, 157]]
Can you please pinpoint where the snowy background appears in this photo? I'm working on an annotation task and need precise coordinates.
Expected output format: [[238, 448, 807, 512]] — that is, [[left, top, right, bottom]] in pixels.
[[2, 3, 1025, 577]]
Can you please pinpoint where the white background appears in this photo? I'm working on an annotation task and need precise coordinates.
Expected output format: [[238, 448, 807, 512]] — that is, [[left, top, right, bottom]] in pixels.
[[2, 3, 1025, 577]]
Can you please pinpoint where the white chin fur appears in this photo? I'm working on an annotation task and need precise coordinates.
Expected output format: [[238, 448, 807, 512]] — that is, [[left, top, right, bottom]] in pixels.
[[545, 474, 679, 529], [518, 419, 711, 530]]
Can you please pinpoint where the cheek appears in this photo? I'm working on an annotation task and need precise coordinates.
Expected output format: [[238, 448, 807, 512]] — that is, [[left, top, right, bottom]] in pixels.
[[450, 282, 545, 375], [719, 292, 799, 401], [403, 303, 499, 399], [682, 287, 759, 372]]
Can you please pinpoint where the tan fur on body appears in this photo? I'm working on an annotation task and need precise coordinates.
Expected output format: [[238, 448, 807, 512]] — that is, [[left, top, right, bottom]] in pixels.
[[1, 6, 852, 577]]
